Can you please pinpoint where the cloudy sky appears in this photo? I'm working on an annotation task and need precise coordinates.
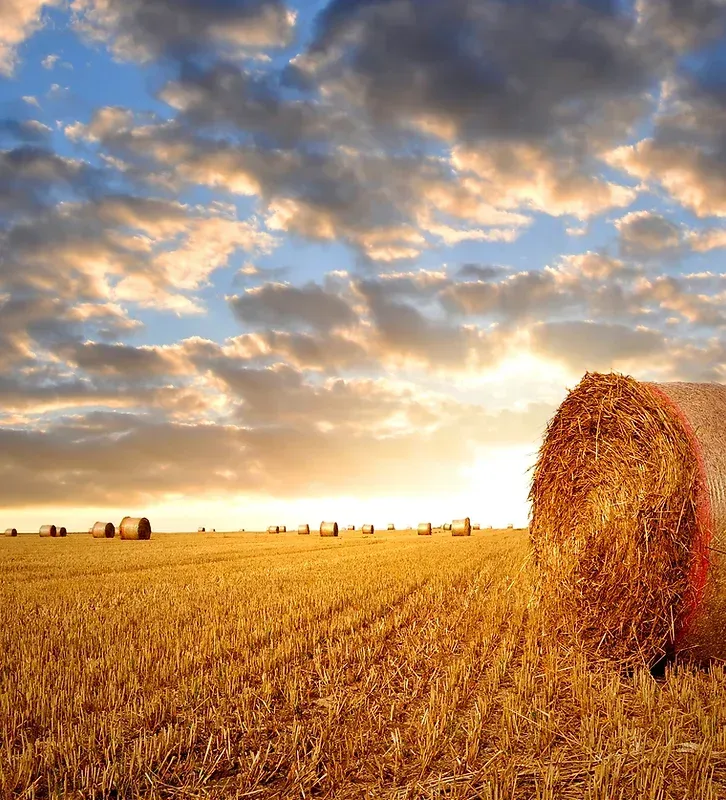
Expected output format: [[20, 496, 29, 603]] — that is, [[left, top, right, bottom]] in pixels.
[[0, 0, 725, 531]]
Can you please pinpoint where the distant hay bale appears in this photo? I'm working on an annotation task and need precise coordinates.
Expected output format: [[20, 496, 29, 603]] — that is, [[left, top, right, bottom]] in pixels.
[[506, 523, 514, 529], [473, 523, 481, 530], [452, 518, 471, 537], [347, 524, 355, 530], [387, 523, 395, 530], [530, 371, 726, 667], [298, 524, 310, 535], [39, 524, 56, 538], [4, 527, 17, 537], [320, 521, 339, 537], [198, 526, 206, 532], [119, 517, 152, 541], [267, 525, 280, 534], [92, 522, 115, 539], [58, 526, 67, 537], [362, 524, 374, 534], [418, 522, 432, 536], [443, 522, 452, 531], [280, 526, 287, 532]]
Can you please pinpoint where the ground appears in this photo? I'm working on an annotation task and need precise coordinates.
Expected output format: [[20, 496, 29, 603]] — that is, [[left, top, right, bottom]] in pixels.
[[1, 529, 725, 799]]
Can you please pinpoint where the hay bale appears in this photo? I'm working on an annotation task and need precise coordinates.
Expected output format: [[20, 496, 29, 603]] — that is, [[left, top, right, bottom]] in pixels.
[[443, 522, 452, 531], [530, 371, 726, 667], [362, 524, 374, 534], [418, 522, 432, 536], [267, 525, 279, 534], [39, 525, 56, 538], [4, 528, 17, 537], [506, 523, 514, 529], [280, 526, 287, 533], [119, 517, 152, 540], [473, 523, 481, 530], [198, 526, 206, 532], [320, 521, 338, 537], [452, 518, 471, 537], [387, 523, 395, 530], [298, 524, 310, 535], [92, 522, 115, 539], [347, 524, 355, 530], [58, 526, 67, 537]]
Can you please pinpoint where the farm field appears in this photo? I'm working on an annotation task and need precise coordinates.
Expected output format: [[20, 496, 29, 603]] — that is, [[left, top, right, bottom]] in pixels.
[[1, 530, 726, 799]]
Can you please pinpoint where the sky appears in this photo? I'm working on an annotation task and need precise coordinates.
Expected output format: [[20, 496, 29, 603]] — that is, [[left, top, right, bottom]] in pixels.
[[1, 0, 726, 532]]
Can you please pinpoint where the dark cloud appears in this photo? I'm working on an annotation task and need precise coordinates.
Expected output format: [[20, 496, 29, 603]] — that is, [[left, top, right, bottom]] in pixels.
[[74, 0, 296, 63], [230, 282, 357, 332]]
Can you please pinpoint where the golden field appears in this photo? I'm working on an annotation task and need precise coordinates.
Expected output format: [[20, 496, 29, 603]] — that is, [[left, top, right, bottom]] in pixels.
[[1, 529, 726, 799]]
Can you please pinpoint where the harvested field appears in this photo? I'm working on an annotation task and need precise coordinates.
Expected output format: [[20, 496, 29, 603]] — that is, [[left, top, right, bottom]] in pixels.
[[1, 528, 725, 799]]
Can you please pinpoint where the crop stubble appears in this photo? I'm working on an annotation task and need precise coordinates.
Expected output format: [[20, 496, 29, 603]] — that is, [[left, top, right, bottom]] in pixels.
[[1, 531, 726, 799]]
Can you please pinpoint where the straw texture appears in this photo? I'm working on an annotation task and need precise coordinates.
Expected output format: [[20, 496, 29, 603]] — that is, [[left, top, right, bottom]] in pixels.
[[418, 522, 432, 536], [320, 521, 339, 537], [452, 518, 471, 537], [92, 522, 115, 539], [530, 371, 726, 667], [39, 525, 56, 538], [4, 528, 17, 537], [119, 517, 152, 540]]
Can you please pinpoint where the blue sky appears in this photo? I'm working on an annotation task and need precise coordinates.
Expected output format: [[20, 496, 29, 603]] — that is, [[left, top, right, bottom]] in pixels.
[[0, 0, 725, 531]]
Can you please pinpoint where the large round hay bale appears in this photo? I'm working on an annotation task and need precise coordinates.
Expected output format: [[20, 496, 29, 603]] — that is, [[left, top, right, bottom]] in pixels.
[[280, 525, 287, 533], [58, 526, 67, 537], [362, 524, 374, 534], [198, 526, 206, 532], [4, 528, 17, 537], [320, 521, 338, 537], [39, 524, 56, 538], [267, 525, 279, 534], [418, 522, 432, 536], [473, 523, 481, 530], [92, 522, 115, 539], [452, 518, 471, 537], [387, 523, 395, 530], [119, 517, 151, 540], [530, 371, 726, 667], [298, 524, 310, 535]]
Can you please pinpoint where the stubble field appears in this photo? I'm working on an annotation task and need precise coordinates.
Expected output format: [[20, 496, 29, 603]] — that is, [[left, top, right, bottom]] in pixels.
[[1, 529, 726, 799]]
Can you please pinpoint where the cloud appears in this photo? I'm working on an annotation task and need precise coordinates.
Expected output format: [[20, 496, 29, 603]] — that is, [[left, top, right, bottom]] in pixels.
[[530, 320, 667, 373], [72, 0, 296, 63], [230, 281, 357, 332], [0, 0, 60, 76], [41, 52, 59, 69], [615, 210, 685, 258]]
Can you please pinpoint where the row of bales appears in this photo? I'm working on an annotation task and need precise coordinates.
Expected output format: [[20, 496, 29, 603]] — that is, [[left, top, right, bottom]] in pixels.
[[255, 519, 510, 538], [8, 517, 153, 540]]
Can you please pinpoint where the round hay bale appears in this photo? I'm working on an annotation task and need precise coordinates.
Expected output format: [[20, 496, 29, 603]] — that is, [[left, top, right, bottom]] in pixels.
[[119, 517, 152, 540], [320, 521, 338, 537], [39, 524, 56, 538], [530, 371, 726, 667], [452, 518, 471, 537], [58, 526, 67, 537], [347, 524, 355, 531], [473, 523, 481, 530], [92, 522, 115, 539], [198, 526, 206, 532], [280, 526, 287, 532], [443, 522, 452, 531], [298, 524, 310, 535], [362, 524, 374, 534], [387, 523, 395, 530], [418, 522, 432, 536], [267, 525, 279, 534], [4, 527, 17, 537]]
